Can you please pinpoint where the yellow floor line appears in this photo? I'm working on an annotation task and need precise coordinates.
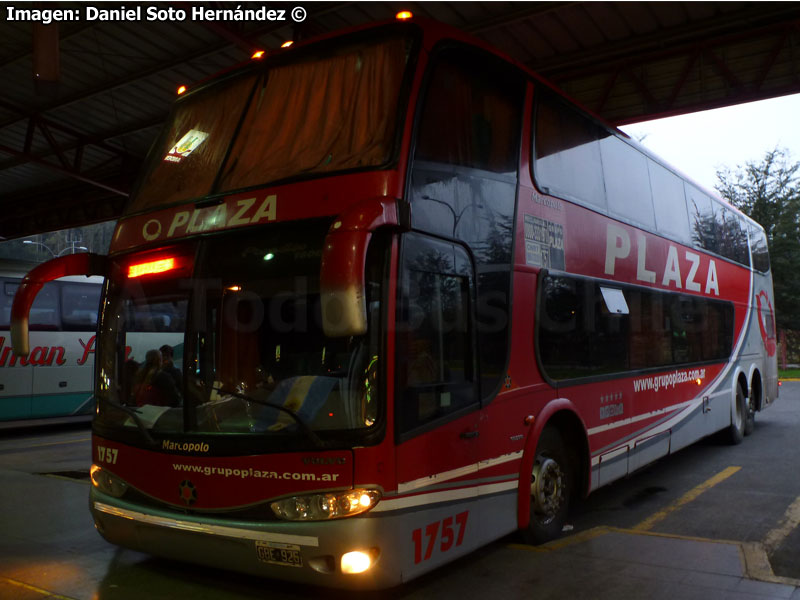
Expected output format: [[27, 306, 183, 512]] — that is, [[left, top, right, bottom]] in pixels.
[[633, 465, 741, 532], [763, 495, 800, 553], [0, 576, 79, 600]]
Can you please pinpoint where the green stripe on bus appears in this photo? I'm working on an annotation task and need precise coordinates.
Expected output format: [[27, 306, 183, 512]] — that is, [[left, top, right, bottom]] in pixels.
[[0, 393, 94, 421]]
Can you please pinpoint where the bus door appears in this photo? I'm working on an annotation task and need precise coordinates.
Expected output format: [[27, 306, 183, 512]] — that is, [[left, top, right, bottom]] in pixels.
[[394, 232, 481, 510]]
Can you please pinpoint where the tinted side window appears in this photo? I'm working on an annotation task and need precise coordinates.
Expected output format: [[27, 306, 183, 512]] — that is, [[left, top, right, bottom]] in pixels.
[[0, 280, 14, 329], [534, 94, 607, 211], [717, 208, 749, 266], [416, 52, 521, 174], [538, 274, 734, 382], [537, 277, 628, 379], [396, 234, 476, 434], [61, 282, 102, 331], [411, 47, 523, 400], [650, 161, 691, 244], [125, 301, 187, 333], [6, 281, 61, 331], [749, 224, 770, 273], [1, 280, 56, 330], [685, 184, 719, 253], [600, 136, 655, 229]]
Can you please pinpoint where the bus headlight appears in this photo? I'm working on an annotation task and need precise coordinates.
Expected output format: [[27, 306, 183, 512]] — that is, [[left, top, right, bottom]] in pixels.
[[270, 489, 380, 521], [90, 464, 128, 498]]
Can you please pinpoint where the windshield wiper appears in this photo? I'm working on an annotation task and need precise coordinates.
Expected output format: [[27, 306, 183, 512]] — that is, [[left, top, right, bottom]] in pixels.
[[102, 398, 158, 447], [211, 386, 326, 449]]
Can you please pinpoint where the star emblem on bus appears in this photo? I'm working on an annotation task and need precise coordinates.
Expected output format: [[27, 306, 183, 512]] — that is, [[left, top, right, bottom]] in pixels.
[[179, 480, 197, 505]]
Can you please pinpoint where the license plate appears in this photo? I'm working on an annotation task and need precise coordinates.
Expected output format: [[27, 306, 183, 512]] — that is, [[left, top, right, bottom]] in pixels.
[[255, 541, 303, 568]]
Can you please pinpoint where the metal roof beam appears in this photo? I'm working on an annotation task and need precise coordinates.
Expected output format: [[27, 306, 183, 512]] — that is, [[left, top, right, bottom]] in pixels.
[[0, 98, 132, 159], [540, 9, 800, 78], [0, 144, 128, 197], [463, 2, 576, 35], [0, 113, 160, 172]]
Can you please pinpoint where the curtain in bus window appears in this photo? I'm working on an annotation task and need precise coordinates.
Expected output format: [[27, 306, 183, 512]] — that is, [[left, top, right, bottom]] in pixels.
[[415, 55, 519, 174], [129, 74, 257, 213], [217, 290, 263, 392], [218, 38, 408, 191]]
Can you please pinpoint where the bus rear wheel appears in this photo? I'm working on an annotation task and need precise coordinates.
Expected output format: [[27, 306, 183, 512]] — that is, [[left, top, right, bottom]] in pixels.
[[522, 427, 573, 545], [726, 384, 746, 445], [744, 389, 756, 436]]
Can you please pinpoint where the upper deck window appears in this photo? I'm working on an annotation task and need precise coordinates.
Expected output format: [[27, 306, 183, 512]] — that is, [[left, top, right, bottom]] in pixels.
[[749, 223, 770, 273], [534, 94, 608, 212], [128, 32, 415, 214], [130, 74, 257, 213], [415, 50, 522, 174], [218, 37, 409, 191]]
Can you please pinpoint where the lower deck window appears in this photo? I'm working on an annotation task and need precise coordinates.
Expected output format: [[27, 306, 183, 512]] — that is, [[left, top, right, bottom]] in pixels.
[[537, 274, 734, 381]]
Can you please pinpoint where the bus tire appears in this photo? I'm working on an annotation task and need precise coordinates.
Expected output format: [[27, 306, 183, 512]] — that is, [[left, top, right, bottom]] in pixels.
[[726, 384, 746, 445], [522, 426, 573, 545], [744, 391, 756, 436]]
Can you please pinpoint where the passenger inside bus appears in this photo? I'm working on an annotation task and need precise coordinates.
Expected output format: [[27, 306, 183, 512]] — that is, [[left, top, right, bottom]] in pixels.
[[132, 349, 181, 407], [159, 344, 181, 389]]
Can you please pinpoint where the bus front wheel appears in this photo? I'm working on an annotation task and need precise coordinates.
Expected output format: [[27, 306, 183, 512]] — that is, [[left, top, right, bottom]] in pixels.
[[523, 427, 573, 545]]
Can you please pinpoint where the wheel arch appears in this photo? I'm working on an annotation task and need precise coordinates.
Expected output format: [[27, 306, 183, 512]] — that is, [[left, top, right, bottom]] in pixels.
[[517, 398, 590, 531], [749, 366, 764, 412], [731, 368, 749, 420]]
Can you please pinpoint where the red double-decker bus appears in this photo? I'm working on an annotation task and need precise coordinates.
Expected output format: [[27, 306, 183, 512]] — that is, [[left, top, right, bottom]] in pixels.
[[11, 14, 777, 589]]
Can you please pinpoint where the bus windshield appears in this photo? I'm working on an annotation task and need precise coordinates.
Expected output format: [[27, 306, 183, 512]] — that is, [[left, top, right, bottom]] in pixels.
[[129, 32, 414, 213], [94, 221, 383, 448]]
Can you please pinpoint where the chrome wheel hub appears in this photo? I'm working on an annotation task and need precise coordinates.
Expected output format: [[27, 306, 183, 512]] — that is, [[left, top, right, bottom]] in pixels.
[[531, 457, 564, 522]]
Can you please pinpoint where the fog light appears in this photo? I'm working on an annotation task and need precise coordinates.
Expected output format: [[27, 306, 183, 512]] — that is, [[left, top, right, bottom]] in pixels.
[[341, 550, 372, 574]]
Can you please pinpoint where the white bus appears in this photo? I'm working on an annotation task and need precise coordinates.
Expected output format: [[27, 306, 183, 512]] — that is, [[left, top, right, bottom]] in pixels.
[[0, 261, 103, 425]]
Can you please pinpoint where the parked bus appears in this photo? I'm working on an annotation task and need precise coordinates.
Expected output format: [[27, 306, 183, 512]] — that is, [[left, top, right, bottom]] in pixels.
[[0, 261, 102, 425], [11, 15, 778, 589]]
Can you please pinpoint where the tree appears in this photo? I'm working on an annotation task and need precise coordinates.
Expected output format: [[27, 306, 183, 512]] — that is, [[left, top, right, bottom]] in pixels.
[[716, 148, 800, 330]]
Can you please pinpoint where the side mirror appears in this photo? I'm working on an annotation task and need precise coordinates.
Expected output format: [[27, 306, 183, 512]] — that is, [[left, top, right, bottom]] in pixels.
[[320, 197, 407, 337], [11, 253, 108, 356]]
